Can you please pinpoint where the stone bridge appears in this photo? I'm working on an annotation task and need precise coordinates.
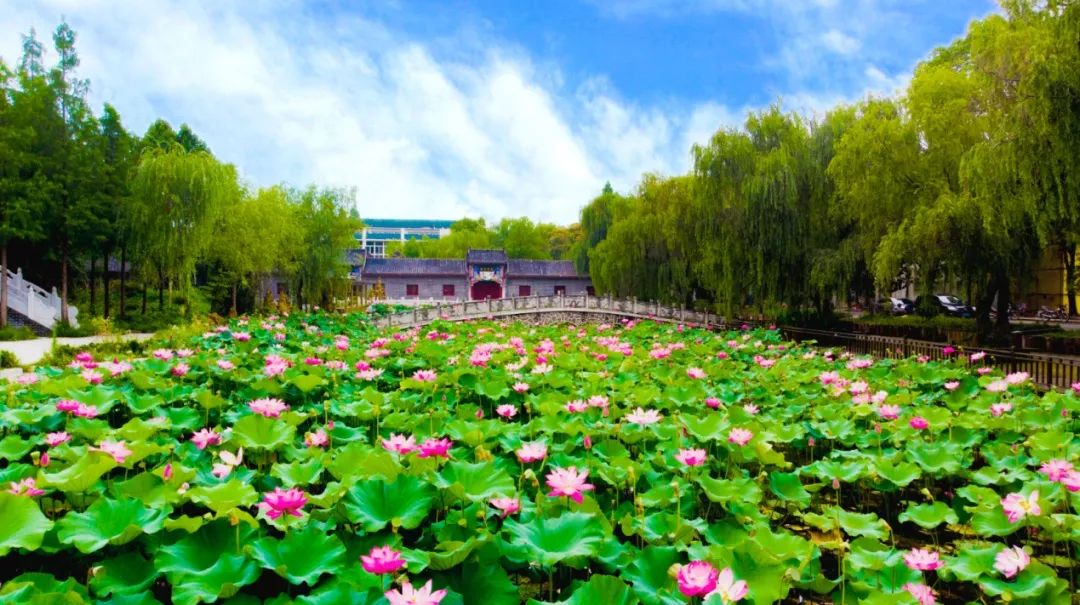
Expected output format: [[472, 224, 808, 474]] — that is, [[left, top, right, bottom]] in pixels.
[[372, 294, 725, 330]]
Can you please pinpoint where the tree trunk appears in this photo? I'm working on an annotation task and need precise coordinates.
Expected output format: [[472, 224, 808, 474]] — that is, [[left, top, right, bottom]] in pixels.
[[158, 267, 165, 311], [103, 251, 111, 319], [88, 256, 97, 317], [119, 245, 127, 319], [994, 275, 1011, 342], [60, 251, 70, 324], [141, 283, 147, 315], [1, 244, 7, 328], [231, 282, 238, 316], [1064, 243, 1077, 316], [975, 274, 997, 345]]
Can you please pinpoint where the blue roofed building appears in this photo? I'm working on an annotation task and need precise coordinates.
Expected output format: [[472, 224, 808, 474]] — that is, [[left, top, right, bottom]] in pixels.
[[357, 218, 454, 258]]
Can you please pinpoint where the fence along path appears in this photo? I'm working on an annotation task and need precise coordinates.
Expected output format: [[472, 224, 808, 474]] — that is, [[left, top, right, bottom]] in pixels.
[[373, 295, 1080, 390]]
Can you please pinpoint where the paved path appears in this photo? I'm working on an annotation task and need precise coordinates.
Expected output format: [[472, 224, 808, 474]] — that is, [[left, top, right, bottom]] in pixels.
[[0, 333, 155, 367]]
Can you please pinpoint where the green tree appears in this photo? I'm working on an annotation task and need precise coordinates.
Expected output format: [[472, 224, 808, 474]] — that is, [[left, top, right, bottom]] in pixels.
[[289, 186, 361, 308], [492, 217, 550, 259]]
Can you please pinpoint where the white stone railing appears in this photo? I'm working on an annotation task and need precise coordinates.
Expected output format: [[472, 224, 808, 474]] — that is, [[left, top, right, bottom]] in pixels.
[[5, 267, 79, 329], [372, 294, 719, 329]]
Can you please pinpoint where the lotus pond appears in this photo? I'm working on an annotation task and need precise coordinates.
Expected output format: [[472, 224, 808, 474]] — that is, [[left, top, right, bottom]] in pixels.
[[1, 314, 1078, 605]]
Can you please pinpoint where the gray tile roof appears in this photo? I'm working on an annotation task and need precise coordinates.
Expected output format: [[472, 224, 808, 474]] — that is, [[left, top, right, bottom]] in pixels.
[[362, 257, 466, 276], [508, 260, 583, 278], [466, 249, 508, 264]]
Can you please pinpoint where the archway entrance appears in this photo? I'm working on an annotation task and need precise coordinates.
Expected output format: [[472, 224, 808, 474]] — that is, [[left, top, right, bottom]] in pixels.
[[470, 281, 502, 300]]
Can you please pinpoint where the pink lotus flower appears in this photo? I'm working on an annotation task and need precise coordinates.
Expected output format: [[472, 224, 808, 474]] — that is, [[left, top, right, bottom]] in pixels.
[[92, 440, 132, 464], [994, 546, 1029, 578], [258, 487, 307, 520], [385, 580, 446, 605], [1006, 371, 1029, 385], [418, 437, 452, 459], [153, 349, 174, 360], [490, 497, 520, 517], [849, 381, 868, 395], [8, 477, 45, 497], [163, 463, 173, 480], [412, 369, 437, 383], [1062, 470, 1080, 492], [216, 359, 235, 371], [305, 429, 329, 448], [819, 371, 840, 385], [45, 431, 71, 447], [715, 351, 728, 360], [512, 382, 530, 393], [904, 548, 943, 571], [944, 381, 960, 391], [677, 561, 718, 597], [565, 400, 588, 413], [1039, 459, 1074, 482], [545, 467, 595, 503], [977, 367, 992, 375], [249, 398, 289, 418], [904, 583, 937, 605], [687, 367, 706, 379], [82, 370, 103, 384], [496, 405, 517, 419], [708, 567, 749, 603], [191, 429, 222, 450], [986, 380, 1008, 393], [583, 434, 592, 449], [357, 369, 384, 380], [56, 400, 80, 413], [728, 428, 753, 446], [232, 331, 251, 341], [877, 405, 900, 420], [705, 397, 721, 409], [942, 346, 956, 356], [16, 373, 40, 385], [625, 407, 662, 426], [1001, 490, 1041, 523], [743, 404, 759, 415], [382, 433, 417, 455], [990, 402, 1013, 417], [39, 452, 49, 467], [588, 395, 609, 409], [970, 351, 986, 362], [675, 448, 707, 467], [909, 416, 929, 430], [304, 357, 323, 366], [360, 545, 405, 575]]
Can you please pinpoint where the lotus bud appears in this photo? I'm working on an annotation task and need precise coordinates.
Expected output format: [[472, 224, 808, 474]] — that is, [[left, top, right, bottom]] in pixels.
[[667, 563, 682, 580], [832, 478, 840, 490], [40, 452, 50, 467], [178, 482, 190, 494]]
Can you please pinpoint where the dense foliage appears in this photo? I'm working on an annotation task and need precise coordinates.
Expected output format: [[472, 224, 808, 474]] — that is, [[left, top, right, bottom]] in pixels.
[[386, 217, 582, 262], [0, 24, 361, 326], [573, 2, 1080, 341], [1, 313, 1077, 604]]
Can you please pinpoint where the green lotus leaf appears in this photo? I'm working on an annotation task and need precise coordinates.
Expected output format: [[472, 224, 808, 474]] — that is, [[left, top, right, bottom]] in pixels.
[[0, 572, 90, 603], [444, 557, 519, 605], [291, 373, 325, 394], [836, 508, 890, 540], [328, 443, 400, 482], [155, 521, 261, 605], [943, 543, 999, 581], [845, 538, 899, 572], [248, 522, 346, 585], [898, 501, 958, 529], [193, 389, 227, 410], [296, 582, 382, 605], [88, 552, 159, 596], [503, 512, 605, 568], [231, 414, 296, 450], [873, 460, 921, 487], [0, 492, 54, 556], [428, 537, 484, 571], [57, 497, 167, 553], [621, 545, 684, 605], [969, 507, 1022, 537], [126, 393, 166, 414], [769, 471, 811, 507], [40, 451, 116, 492], [186, 479, 259, 515], [533, 575, 639, 605], [696, 476, 761, 505], [0, 435, 34, 461], [978, 561, 1065, 600], [341, 475, 435, 531], [435, 460, 515, 502], [272, 458, 325, 486], [98, 592, 166, 605], [906, 442, 964, 474]]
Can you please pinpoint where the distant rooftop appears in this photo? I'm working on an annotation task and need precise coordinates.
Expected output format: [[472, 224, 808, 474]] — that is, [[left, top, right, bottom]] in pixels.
[[361, 218, 456, 229]]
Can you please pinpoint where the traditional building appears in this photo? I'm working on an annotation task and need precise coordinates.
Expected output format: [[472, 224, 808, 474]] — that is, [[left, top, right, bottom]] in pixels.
[[356, 249, 593, 301]]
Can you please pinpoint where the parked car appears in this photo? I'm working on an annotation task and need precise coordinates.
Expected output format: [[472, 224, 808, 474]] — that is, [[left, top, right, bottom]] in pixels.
[[915, 294, 974, 318], [876, 297, 914, 315]]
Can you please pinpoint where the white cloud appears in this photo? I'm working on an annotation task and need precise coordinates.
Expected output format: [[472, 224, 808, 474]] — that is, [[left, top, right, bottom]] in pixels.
[[2, 0, 737, 223], [822, 29, 861, 55]]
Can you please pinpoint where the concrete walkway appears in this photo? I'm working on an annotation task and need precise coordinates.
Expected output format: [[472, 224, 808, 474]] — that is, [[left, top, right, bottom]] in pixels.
[[0, 333, 155, 367]]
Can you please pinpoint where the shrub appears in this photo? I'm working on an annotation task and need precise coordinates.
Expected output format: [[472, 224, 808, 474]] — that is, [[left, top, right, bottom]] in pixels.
[[0, 349, 19, 368], [0, 325, 36, 341]]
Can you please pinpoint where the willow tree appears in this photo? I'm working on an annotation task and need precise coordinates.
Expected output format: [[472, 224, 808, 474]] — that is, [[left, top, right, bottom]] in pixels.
[[290, 186, 361, 309], [129, 144, 238, 313]]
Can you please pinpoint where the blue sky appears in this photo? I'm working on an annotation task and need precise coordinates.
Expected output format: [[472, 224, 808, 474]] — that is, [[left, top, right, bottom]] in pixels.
[[2, 0, 995, 223]]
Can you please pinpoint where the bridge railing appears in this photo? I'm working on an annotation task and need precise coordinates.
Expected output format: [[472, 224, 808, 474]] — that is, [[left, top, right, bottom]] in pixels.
[[5, 267, 79, 329], [372, 294, 719, 329]]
